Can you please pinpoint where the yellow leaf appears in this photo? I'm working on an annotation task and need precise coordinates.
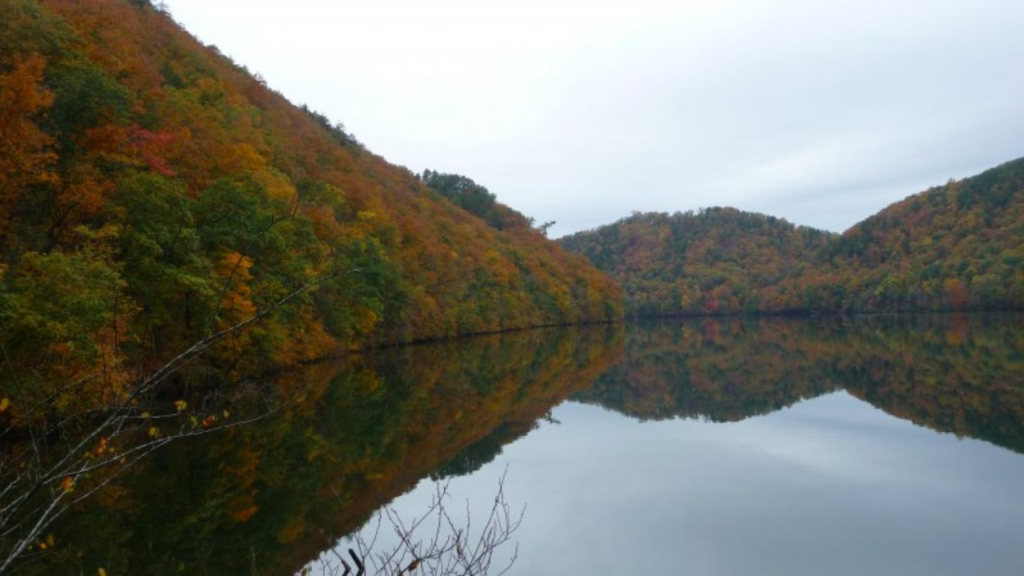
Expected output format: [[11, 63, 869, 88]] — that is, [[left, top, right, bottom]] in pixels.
[[0, 397, 9, 412], [99, 569, 107, 576], [59, 477, 74, 493], [148, 427, 160, 439], [140, 412, 151, 419], [47, 534, 54, 547], [174, 400, 187, 412]]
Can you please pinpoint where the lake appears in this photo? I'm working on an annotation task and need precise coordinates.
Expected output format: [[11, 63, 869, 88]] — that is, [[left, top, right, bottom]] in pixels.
[[31, 315, 1024, 575]]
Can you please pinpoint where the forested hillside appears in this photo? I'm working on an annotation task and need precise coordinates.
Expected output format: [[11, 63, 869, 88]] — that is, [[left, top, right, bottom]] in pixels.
[[560, 208, 834, 315], [419, 170, 536, 232], [0, 0, 621, 398], [798, 158, 1024, 312], [561, 159, 1024, 315]]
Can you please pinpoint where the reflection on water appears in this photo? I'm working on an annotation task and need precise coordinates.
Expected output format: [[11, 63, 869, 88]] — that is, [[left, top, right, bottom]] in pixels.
[[31, 315, 1024, 575], [578, 315, 1024, 453], [23, 326, 622, 575]]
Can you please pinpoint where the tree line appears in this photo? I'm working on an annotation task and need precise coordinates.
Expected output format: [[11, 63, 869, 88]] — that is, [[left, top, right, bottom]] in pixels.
[[560, 159, 1024, 316], [0, 0, 622, 415]]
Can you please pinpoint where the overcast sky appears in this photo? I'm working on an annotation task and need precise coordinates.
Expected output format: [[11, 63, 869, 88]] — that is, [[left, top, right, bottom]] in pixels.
[[165, 0, 1024, 237]]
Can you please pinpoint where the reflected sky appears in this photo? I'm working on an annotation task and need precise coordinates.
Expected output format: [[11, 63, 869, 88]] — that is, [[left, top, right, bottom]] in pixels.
[[347, 390, 1024, 575], [32, 316, 1024, 575]]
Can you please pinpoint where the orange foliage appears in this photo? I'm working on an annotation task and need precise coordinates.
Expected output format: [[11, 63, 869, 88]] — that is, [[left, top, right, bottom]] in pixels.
[[0, 56, 57, 241]]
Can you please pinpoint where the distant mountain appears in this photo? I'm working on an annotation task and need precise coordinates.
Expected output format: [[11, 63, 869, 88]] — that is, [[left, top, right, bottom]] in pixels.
[[561, 159, 1024, 315], [800, 157, 1024, 312], [560, 207, 834, 315], [0, 0, 621, 396]]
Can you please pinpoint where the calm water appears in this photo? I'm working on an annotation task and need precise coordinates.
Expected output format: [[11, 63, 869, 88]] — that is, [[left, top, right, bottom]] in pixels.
[[35, 315, 1024, 575]]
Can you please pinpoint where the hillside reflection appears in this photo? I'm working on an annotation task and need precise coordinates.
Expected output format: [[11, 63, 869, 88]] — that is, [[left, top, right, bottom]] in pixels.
[[576, 315, 1024, 453], [25, 326, 623, 575], [29, 315, 1024, 575]]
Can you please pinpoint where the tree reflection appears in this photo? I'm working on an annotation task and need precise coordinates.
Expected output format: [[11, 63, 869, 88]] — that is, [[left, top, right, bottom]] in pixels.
[[20, 314, 1024, 575], [577, 315, 1024, 454], [19, 325, 622, 575]]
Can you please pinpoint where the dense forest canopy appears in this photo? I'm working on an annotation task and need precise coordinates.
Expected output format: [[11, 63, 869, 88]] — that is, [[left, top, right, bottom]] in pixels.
[[1, 1, 1022, 573], [561, 207, 833, 315], [807, 158, 1024, 312], [561, 159, 1024, 316], [0, 0, 1021, 429], [0, 0, 622, 402], [419, 170, 529, 232]]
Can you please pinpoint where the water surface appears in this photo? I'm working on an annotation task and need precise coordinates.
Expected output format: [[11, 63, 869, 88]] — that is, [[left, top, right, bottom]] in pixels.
[[36, 315, 1024, 575]]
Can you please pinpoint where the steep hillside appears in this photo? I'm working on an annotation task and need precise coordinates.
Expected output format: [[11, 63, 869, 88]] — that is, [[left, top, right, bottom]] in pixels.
[[798, 158, 1024, 312], [0, 0, 621, 396], [560, 208, 834, 315], [419, 170, 535, 232], [561, 159, 1024, 315]]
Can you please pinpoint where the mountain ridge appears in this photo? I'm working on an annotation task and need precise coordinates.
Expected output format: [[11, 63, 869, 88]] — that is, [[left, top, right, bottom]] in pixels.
[[560, 157, 1024, 315], [0, 0, 621, 397]]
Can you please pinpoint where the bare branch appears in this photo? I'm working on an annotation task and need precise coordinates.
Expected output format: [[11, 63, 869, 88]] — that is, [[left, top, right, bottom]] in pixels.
[[0, 267, 359, 572], [316, 470, 522, 576]]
